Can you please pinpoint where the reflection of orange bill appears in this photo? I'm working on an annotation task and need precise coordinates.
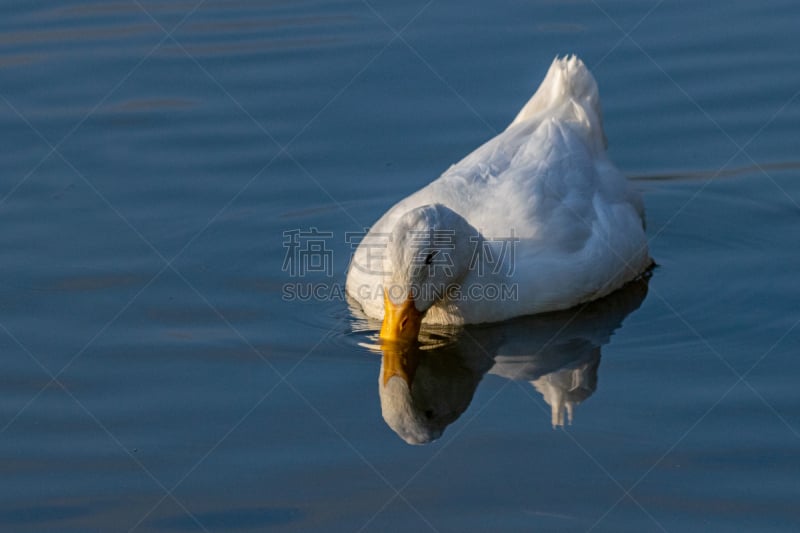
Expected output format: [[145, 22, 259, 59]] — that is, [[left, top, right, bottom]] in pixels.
[[379, 288, 423, 344], [381, 344, 421, 387]]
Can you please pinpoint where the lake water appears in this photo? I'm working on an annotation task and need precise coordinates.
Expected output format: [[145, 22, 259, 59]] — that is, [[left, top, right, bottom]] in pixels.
[[1, 0, 799, 531]]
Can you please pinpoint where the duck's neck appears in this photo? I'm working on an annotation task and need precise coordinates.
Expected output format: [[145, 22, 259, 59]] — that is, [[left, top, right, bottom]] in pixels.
[[427, 234, 519, 324]]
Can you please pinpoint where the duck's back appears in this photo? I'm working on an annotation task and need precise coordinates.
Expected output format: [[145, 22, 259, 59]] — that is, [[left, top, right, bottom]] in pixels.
[[389, 56, 641, 244]]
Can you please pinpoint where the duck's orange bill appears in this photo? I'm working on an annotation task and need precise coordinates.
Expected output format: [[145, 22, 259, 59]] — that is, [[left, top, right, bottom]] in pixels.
[[379, 288, 423, 344]]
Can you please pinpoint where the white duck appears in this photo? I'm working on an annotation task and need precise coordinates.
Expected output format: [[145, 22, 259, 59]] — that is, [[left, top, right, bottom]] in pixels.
[[346, 55, 651, 343]]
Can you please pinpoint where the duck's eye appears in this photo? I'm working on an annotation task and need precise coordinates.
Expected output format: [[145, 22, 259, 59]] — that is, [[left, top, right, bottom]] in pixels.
[[424, 251, 437, 265], [424, 409, 434, 419]]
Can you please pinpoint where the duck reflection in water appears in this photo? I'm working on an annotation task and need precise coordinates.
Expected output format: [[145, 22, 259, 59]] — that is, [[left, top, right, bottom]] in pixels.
[[366, 274, 649, 445]]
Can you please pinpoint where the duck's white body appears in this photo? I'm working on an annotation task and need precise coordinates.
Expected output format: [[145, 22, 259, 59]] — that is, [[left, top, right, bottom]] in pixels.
[[346, 55, 651, 325]]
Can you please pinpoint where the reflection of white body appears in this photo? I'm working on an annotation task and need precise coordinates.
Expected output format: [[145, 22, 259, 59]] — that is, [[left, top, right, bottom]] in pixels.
[[533, 365, 598, 427], [372, 276, 648, 444], [492, 352, 599, 428], [347, 56, 651, 327]]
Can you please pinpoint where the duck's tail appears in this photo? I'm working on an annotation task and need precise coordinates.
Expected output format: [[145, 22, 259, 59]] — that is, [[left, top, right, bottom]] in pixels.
[[509, 55, 607, 153]]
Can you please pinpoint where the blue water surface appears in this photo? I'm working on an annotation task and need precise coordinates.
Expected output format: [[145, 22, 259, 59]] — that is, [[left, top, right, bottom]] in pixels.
[[0, 1, 799, 531]]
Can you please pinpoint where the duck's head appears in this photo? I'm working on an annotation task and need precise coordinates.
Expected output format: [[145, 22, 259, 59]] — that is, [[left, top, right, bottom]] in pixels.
[[380, 204, 477, 344]]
